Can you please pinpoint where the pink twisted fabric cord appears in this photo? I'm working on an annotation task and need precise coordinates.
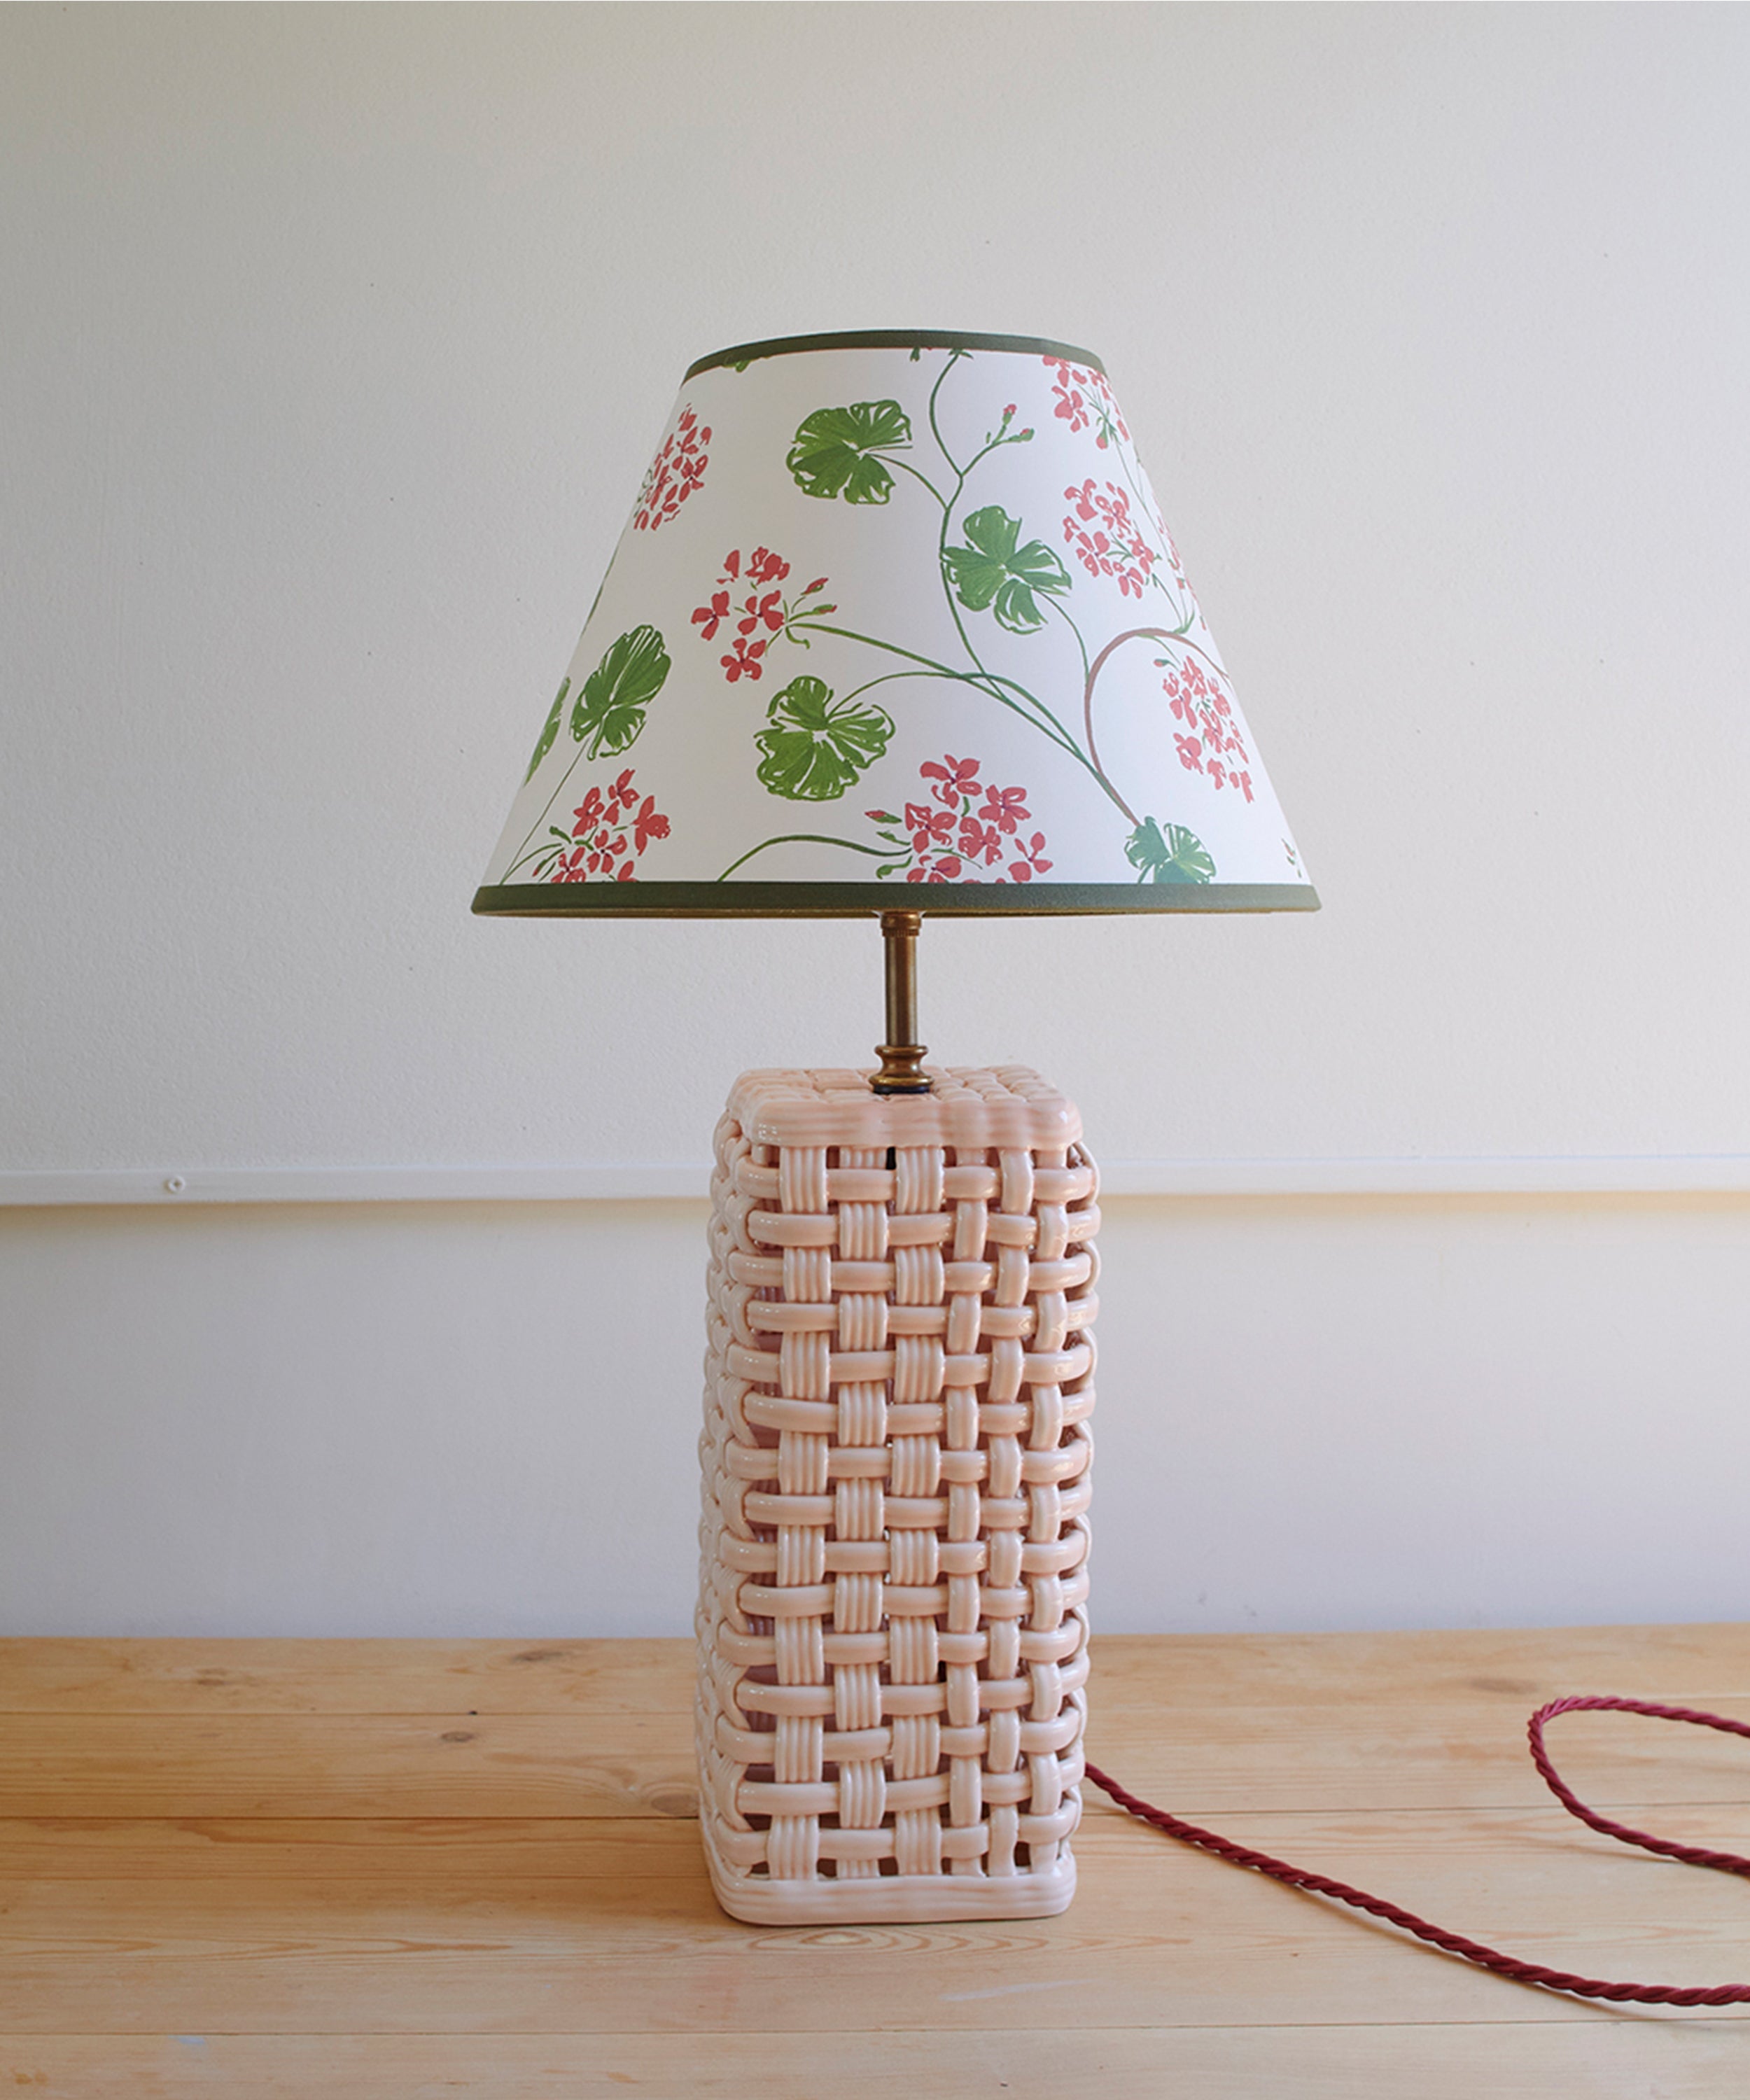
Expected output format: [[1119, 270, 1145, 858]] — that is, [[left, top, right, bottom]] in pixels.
[[1087, 1695, 1750, 2006]]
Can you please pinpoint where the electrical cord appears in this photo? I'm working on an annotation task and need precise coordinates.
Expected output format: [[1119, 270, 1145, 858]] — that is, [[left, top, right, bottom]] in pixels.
[[1086, 1695, 1750, 2006]]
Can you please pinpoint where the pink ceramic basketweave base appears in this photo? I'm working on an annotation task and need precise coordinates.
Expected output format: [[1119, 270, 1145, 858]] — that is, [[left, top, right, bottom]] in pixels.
[[696, 1066, 1098, 1926]]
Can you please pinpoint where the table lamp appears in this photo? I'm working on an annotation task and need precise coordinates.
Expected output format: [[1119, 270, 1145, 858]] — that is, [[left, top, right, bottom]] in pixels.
[[474, 328, 1317, 1924]]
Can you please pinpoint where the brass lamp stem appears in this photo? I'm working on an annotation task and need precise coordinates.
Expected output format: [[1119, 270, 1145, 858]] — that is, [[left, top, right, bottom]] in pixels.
[[872, 909, 931, 1095]]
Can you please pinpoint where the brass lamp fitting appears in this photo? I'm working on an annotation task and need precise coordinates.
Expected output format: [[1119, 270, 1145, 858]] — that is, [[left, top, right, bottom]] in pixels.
[[872, 909, 931, 1095]]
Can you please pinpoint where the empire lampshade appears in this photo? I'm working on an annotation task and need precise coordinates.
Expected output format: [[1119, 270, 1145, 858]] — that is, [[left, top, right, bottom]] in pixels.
[[474, 329, 1317, 917]]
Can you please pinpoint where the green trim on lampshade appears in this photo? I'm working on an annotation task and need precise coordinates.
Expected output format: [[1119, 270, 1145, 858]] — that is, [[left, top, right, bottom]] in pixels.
[[685, 330, 1107, 382], [473, 881, 1321, 920]]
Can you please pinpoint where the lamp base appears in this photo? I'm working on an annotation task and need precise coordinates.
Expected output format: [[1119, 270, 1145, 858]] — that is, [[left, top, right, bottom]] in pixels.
[[696, 1065, 1099, 1925], [699, 1809, 1077, 1924]]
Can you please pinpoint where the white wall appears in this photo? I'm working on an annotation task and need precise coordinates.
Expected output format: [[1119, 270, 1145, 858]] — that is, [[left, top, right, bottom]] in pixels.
[[5, 1194, 1749, 1637], [4, 4, 1749, 1634]]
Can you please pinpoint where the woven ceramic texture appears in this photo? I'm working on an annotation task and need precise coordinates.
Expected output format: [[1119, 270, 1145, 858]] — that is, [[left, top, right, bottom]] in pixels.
[[696, 1066, 1098, 1924]]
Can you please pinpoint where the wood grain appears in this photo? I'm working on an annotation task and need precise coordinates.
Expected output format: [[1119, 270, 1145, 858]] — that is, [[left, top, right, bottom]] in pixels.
[[0, 1637, 696, 1716], [0, 1712, 698, 1818], [4, 2024, 1749, 2100], [4, 2024, 1750, 2100], [2, 1629, 1748, 2094], [2, 1806, 1747, 2034], [4, 1695, 1746, 1818], [4, 1623, 1746, 1714]]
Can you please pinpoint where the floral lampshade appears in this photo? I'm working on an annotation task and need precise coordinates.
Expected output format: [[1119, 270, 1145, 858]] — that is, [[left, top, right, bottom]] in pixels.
[[474, 329, 1317, 917]]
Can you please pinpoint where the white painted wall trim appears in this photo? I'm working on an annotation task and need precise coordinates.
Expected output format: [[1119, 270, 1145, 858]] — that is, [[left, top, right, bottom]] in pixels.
[[4, 1156, 1750, 1207]]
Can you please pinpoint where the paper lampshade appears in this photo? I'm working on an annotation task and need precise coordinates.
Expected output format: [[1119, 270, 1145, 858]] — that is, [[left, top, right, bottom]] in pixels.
[[474, 329, 1317, 918]]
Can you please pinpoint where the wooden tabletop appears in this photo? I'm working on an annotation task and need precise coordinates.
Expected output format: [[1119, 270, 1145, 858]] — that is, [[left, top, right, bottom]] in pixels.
[[2, 1626, 1748, 2094]]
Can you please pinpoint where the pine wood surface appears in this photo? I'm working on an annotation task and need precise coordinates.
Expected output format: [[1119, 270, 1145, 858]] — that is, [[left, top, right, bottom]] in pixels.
[[2, 1628, 1747, 2096]]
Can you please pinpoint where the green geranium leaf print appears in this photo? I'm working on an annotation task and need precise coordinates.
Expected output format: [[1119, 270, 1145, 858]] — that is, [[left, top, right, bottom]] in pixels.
[[755, 676, 895, 801], [786, 401, 912, 505], [569, 626, 670, 760], [942, 506, 1072, 633], [526, 678, 568, 781], [1126, 816, 1216, 884]]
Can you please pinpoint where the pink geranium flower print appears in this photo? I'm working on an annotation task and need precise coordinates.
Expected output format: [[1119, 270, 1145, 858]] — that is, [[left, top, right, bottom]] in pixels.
[[866, 756, 1051, 888], [1044, 357, 1130, 450], [1009, 833, 1052, 882], [741, 589, 785, 637], [722, 635, 769, 682], [978, 783, 1030, 835], [958, 818, 1004, 869], [540, 768, 671, 884], [920, 754, 981, 808], [693, 549, 834, 682], [691, 589, 732, 642], [1063, 479, 1156, 598], [905, 801, 955, 855], [634, 405, 710, 533], [1053, 379, 1090, 436], [1161, 655, 1253, 794], [633, 795, 670, 853], [743, 546, 789, 588]]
